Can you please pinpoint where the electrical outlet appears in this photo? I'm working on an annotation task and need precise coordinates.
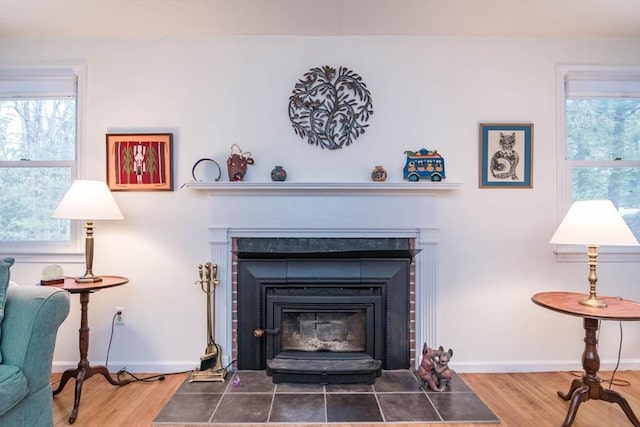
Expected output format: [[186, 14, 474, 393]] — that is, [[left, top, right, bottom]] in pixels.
[[115, 306, 125, 325]]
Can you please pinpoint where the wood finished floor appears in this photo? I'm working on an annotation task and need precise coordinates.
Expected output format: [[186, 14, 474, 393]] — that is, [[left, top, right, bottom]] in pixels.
[[52, 370, 640, 426]]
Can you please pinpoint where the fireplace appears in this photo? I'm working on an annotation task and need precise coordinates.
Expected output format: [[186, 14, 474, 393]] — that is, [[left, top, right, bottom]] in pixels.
[[235, 238, 416, 383], [189, 183, 448, 377]]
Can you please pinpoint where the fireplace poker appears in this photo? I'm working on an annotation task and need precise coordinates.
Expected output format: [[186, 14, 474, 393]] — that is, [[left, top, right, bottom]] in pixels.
[[190, 262, 227, 382]]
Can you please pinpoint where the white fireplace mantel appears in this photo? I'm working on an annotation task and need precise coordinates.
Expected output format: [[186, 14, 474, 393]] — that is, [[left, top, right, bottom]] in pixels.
[[182, 181, 462, 195], [186, 181, 459, 369]]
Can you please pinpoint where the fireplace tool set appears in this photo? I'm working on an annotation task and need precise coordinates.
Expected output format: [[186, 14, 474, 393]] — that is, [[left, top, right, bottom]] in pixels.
[[190, 262, 227, 382]]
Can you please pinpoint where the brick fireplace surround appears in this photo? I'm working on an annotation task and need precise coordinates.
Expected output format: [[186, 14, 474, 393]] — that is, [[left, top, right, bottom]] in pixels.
[[186, 181, 456, 371]]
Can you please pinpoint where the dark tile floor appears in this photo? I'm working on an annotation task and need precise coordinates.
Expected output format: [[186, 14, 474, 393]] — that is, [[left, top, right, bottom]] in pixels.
[[153, 370, 499, 425]]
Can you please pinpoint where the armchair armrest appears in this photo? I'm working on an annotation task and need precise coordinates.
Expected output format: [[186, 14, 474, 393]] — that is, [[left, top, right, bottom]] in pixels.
[[1, 285, 70, 391]]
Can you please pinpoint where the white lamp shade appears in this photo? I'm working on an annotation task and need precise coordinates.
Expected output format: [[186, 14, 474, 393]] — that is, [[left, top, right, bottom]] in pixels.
[[52, 180, 124, 220], [550, 200, 639, 246]]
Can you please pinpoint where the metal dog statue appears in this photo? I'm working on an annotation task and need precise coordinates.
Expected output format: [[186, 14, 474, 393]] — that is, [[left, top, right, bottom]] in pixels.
[[417, 342, 453, 392]]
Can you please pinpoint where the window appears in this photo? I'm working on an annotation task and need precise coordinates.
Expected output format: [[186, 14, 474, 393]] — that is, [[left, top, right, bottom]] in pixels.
[[0, 67, 84, 259], [557, 65, 640, 258]]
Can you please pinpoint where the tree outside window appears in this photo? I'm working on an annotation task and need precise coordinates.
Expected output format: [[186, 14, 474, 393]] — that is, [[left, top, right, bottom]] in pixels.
[[0, 68, 79, 254], [562, 67, 640, 244]]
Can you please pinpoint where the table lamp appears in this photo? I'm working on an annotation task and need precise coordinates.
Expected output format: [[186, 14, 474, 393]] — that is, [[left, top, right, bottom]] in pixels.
[[52, 180, 124, 283], [550, 199, 639, 308]]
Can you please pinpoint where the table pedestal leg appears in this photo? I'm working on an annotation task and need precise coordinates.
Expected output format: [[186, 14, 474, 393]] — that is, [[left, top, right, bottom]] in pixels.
[[556, 317, 640, 427], [52, 292, 131, 424]]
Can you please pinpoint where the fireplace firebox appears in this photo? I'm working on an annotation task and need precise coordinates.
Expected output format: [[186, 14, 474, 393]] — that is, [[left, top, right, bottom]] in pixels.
[[235, 238, 416, 384]]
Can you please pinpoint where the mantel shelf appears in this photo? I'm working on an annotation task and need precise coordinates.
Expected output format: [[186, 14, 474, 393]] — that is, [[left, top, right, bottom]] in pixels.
[[181, 181, 462, 195]]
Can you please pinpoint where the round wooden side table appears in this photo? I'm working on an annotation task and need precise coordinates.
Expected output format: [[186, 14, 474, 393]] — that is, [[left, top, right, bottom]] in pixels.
[[532, 291, 640, 427], [51, 276, 130, 424]]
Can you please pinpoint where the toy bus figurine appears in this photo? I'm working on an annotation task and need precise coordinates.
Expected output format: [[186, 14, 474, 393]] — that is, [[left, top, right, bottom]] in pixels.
[[403, 149, 446, 182]]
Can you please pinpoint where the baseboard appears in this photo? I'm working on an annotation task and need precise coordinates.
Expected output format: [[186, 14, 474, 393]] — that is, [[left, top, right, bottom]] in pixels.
[[451, 359, 640, 373]]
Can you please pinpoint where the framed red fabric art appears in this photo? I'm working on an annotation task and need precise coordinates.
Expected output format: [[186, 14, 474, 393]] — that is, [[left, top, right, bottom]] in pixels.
[[106, 133, 173, 191]]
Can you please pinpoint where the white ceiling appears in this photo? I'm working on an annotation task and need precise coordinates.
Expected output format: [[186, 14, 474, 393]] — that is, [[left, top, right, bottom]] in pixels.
[[1, 0, 640, 38]]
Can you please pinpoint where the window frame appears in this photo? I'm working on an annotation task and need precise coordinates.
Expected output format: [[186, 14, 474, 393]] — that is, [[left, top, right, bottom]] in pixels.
[[555, 64, 640, 262], [0, 65, 87, 263]]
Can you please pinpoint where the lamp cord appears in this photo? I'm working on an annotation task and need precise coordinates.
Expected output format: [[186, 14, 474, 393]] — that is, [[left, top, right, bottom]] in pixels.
[[104, 312, 190, 383], [104, 312, 237, 383], [105, 312, 117, 370], [607, 321, 627, 389]]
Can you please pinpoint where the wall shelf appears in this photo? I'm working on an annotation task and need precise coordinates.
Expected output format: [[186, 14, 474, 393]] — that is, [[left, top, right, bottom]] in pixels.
[[181, 181, 462, 195]]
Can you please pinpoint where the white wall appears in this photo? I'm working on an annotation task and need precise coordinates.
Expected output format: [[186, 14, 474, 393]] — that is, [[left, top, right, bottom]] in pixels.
[[3, 35, 640, 373]]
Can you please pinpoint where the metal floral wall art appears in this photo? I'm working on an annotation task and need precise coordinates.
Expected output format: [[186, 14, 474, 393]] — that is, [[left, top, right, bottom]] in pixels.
[[288, 66, 373, 150]]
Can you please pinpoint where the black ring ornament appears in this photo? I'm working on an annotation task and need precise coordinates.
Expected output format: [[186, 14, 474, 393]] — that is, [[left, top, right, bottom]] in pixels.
[[191, 158, 221, 182]]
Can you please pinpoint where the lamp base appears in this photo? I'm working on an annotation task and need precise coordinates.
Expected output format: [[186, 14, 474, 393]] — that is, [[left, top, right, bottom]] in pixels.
[[75, 275, 103, 283], [579, 295, 607, 308]]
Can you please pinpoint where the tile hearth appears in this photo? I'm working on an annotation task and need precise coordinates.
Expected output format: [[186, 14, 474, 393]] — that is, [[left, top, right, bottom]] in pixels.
[[153, 370, 499, 425]]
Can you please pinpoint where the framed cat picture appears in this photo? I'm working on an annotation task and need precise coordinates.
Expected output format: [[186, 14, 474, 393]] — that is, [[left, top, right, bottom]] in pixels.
[[479, 123, 533, 188]]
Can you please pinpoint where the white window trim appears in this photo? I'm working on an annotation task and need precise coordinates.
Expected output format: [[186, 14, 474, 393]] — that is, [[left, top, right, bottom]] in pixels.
[[0, 64, 87, 264], [554, 64, 640, 263]]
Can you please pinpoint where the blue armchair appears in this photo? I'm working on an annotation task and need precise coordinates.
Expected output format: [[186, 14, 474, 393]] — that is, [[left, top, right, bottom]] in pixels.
[[0, 258, 70, 427]]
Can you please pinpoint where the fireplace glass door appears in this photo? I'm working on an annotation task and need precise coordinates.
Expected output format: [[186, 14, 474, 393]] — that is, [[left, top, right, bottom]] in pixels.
[[266, 294, 382, 361], [281, 309, 366, 353]]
